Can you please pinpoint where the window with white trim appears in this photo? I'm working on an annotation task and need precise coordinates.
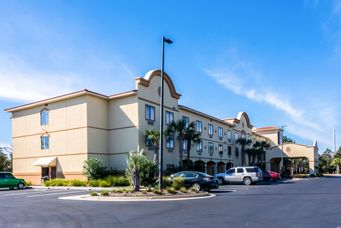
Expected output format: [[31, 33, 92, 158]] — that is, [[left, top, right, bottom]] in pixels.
[[208, 142, 214, 155], [40, 109, 49, 126], [182, 116, 190, 128], [166, 134, 174, 149], [165, 111, 174, 125], [145, 105, 155, 122], [227, 130, 232, 143], [208, 124, 214, 137], [196, 141, 203, 153], [195, 120, 202, 132], [218, 127, 223, 140], [41, 135, 49, 150], [234, 132, 240, 141], [218, 144, 223, 153]]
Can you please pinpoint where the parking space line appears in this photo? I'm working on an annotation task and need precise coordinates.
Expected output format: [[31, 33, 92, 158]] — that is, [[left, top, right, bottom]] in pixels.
[[26, 190, 85, 198]]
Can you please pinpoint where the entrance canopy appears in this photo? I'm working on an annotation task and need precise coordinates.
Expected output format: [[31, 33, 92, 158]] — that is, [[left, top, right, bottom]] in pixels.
[[33, 157, 57, 167]]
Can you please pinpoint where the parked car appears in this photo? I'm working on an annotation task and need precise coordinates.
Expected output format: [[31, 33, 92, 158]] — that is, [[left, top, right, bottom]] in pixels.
[[169, 171, 219, 191], [0, 172, 26, 189], [215, 166, 263, 185], [263, 170, 281, 181]]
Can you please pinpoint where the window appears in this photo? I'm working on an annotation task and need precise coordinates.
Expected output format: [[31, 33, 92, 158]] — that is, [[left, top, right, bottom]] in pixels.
[[40, 109, 49, 125], [166, 134, 174, 149], [208, 124, 214, 137], [218, 127, 223, 140], [195, 120, 202, 132], [227, 146, 232, 157], [241, 133, 246, 139], [237, 168, 244, 173], [226, 168, 235, 174], [41, 136, 49, 150], [196, 141, 203, 153], [235, 147, 239, 157], [227, 130, 232, 143], [208, 142, 214, 155], [165, 111, 174, 125], [234, 132, 240, 141], [145, 105, 155, 122], [218, 144, 223, 154], [183, 140, 188, 152], [182, 116, 189, 128]]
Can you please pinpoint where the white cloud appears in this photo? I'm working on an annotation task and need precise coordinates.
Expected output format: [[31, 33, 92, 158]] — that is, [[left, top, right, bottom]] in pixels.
[[204, 51, 338, 151]]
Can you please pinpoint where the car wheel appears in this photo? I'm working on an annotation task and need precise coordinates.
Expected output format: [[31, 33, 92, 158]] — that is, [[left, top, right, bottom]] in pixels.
[[191, 183, 201, 192], [17, 182, 25, 189], [243, 177, 252, 186]]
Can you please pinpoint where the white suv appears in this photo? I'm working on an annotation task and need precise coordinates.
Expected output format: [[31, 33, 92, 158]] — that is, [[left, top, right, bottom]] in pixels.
[[215, 166, 263, 185]]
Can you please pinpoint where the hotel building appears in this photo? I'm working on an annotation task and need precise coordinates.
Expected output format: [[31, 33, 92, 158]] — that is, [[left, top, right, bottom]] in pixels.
[[5, 70, 319, 184]]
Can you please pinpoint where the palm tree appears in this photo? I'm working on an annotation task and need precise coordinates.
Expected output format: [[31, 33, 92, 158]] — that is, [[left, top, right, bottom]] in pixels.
[[144, 129, 160, 164], [331, 157, 341, 174], [184, 122, 202, 169], [126, 150, 148, 191], [253, 141, 270, 166], [165, 119, 187, 168], [236, 138, 252, 166]]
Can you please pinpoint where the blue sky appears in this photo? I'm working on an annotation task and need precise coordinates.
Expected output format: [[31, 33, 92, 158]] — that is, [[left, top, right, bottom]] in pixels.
[[1, 0, 340, 152]]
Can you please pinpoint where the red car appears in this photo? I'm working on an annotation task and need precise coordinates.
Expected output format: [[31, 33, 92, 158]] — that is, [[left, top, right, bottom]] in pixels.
[[263, 170, 281, 181]]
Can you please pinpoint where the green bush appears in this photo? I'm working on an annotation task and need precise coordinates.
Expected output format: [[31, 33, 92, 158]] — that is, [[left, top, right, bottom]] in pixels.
[[98, 180, 110, 187], [100, 190, 110, 196], [166, 187, 176, 194], [88, 179, 101, 187], [90, 191, 98, 196], [105, 176, 130, 187], [172, 177, 184, 190], [180, 187, 187, 193], [68, 179, 87, 187], [83, 158, 107, 180], [25, 180, 32, 186], [44, 178, 69, 187], [152, 188, 162, 195], [162, 176, 171, 188]]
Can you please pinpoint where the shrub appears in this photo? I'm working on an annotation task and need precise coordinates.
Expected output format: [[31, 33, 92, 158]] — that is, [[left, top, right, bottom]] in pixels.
[[172, 177, 184, 190], [162, 176, 171, 188], [141, 189, 148, 194], [88, 180, 101, 187], [100, 190, 110, 196], [180, 187, 187, 193], [68, 179, 87, 187], [90, 191, 98, 196], [152, 189, 162, 195], [98, 180, 110, 187], [191, 186, 199, 193], [166, 187, 176, 194], [44, 178, 69, 187], [25, 180, 32, 186], [83, 158, 107, 180], [105, 176, 130, 187]]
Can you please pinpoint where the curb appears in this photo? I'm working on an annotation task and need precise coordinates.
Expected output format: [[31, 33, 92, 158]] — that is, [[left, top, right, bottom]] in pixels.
[[59, 193, 215, 202], [31, 186, 127, 191]]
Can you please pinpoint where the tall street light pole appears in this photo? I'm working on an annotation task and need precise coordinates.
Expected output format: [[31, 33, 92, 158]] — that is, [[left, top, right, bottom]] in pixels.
[[159, 36, 173, 191], [280, 125, 286, 174]]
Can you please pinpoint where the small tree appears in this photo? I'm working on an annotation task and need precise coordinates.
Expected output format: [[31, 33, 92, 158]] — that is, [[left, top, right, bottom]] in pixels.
[[125, 150, 156, 191], [0, 147, 12, 171], [83, 157, 107, 180], [331, 158, 341, 174], [184, 122, 201, 169], [144, 129, 160, 164], [236, 138, 252, 166]]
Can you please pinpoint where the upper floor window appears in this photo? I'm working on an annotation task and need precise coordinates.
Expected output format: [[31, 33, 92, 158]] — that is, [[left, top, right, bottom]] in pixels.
[[234, 132, 240, 142], [196, 141, 203, 153], [208, 142, 214, 155], [41, 135, 49, 150], [227, 130, 232, 143], [183, 139, 188, 151], [182, 116, 189, 128], [165, 111, 174, 125], [218, 127, 223, 140], [241, 133, 246, 139], [235, 147, 239, 157], [218, 144, 223, 153], [40, 109, 49, 126], [208, 124, 214, 137], [195, 120, 202, 132], [166, 134, 174, 149], [145, 105, 155, 123], [228, 146, 232, 157]]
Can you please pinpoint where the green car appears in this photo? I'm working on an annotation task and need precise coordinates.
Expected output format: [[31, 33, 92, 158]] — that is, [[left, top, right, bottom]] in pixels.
[[0, 172, 26, 189]]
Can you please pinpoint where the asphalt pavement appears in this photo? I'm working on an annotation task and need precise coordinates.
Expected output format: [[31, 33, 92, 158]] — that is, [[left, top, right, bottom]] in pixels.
[[1, 177, 341, 228]]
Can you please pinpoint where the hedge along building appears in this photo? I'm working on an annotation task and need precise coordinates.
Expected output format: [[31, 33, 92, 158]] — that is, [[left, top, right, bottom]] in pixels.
[[5, 69, 318, 184]]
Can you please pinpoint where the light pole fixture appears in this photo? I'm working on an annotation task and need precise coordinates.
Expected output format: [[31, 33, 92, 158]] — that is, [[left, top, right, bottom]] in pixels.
[[280, 125, 286, 174], [159, 36, 173, 191]]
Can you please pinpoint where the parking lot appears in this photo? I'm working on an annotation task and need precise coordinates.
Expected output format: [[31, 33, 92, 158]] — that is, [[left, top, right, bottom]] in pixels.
[[1, 177, 341, 228]]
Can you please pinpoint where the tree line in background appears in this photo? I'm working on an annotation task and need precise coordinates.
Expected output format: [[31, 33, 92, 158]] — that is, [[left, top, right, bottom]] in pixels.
[[318, 147, 341, 174], [0, 146, 12, 172]]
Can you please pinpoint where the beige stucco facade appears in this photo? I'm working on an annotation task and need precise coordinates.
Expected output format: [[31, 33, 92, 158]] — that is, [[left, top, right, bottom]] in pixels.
[[5, 69, 319, 184]]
